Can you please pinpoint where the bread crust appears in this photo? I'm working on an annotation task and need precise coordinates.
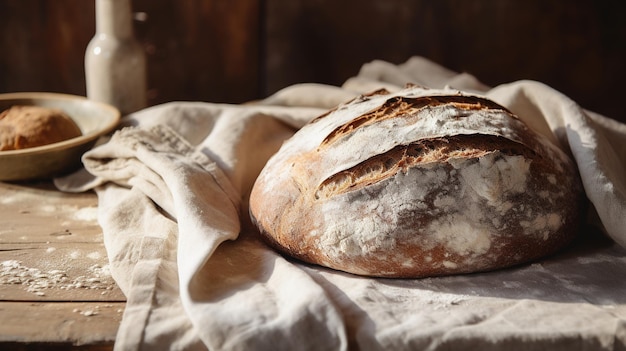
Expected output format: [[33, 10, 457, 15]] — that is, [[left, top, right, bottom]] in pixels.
[[249, 85, 584, 278], [0, 105, 82, 151]]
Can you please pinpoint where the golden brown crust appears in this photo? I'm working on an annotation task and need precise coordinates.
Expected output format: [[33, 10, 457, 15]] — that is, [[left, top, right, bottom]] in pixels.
[[0, 105, 82, 151], [249, 86, 585, 278]]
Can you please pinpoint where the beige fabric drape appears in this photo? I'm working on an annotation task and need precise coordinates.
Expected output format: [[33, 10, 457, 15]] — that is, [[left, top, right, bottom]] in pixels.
[[56, 57, 626, 351]]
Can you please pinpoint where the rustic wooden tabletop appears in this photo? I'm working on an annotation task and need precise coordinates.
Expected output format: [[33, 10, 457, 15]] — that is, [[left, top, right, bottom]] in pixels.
[[0, 180, 125, 350]]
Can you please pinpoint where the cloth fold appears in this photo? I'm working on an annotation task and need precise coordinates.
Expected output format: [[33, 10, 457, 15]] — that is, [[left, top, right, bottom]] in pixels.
[[55, 56, 626, 350], [487, 81, 626, 248]]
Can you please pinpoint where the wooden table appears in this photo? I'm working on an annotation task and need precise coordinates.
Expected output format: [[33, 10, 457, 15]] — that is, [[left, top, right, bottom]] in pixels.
[[0, 180, 125, 350]]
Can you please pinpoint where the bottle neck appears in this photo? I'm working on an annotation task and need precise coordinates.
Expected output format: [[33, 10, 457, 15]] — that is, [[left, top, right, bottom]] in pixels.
[[95, 0, 134, 39]]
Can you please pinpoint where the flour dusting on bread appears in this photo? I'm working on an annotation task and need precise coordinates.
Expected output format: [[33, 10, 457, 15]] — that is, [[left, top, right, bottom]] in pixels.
[[249, 85, 584, 278]]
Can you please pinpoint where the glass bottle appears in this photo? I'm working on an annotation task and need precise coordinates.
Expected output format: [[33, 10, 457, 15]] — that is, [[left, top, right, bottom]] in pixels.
[[85, 0, 147, 115]]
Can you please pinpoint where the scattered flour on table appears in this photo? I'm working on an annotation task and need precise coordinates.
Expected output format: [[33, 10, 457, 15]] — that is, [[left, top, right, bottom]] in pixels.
[[0, 189, 93, 212], [72, 304, 124, 317], [0, 259, 115, 296], [41, 204, 99, 222], [68, 250, 102, 260], [0, 190, 98, 222], [71, 206, 99, 222], [0, 191, 37, 205], [87, 251, 102, 260]]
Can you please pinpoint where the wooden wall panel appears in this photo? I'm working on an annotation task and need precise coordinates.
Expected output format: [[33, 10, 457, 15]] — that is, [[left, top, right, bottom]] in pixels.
[[264, 0, 626, 122], [132, 0, 261, 104], [1, 0, 624, 122], [0, 0, 261, 106], [0, 0, 93, 95]]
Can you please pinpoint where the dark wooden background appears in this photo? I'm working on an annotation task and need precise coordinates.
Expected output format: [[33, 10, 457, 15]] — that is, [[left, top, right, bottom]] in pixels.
[[1, 0, 625, 122]]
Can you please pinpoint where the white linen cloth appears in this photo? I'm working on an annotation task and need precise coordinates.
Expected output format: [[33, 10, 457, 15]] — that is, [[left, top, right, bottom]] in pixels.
[[56, 57, 626, 351]]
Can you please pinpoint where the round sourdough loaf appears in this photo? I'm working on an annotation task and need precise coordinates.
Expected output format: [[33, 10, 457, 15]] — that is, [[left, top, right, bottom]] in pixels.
[[249, 85, 584, 278]]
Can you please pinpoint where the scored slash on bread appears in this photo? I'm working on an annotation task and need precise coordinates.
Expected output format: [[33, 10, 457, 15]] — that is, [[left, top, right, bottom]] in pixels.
[[314, 134, 539, 200], [249, 84, 585, 278]]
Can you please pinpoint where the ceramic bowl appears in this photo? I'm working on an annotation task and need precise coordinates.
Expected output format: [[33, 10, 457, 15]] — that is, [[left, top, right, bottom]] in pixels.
[[0, 92, 120, 181]]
